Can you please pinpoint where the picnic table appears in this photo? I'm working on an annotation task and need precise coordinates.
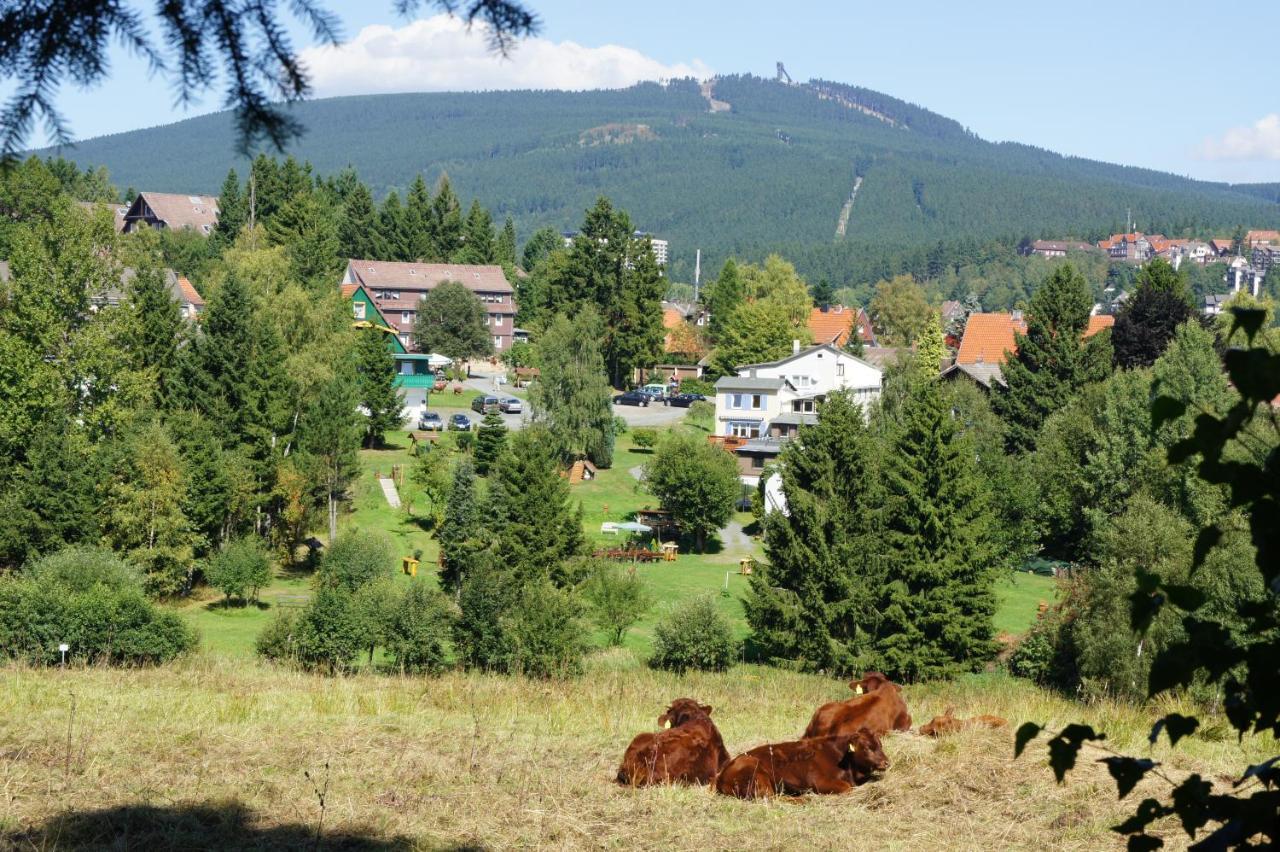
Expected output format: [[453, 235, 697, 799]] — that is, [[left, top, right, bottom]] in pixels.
[[592, 548, 662, 563]]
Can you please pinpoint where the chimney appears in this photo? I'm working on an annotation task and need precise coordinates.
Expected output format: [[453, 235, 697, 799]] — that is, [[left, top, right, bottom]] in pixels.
[[792, 339, 801, 355]]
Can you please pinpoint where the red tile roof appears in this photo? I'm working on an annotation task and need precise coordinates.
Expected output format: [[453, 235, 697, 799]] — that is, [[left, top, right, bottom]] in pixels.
[[132, 192, 220, 232], [175, 276, 204, 307], [345, 260, 513, 293], [957, 312, 1112, 365], [807, 305, 855, 345]]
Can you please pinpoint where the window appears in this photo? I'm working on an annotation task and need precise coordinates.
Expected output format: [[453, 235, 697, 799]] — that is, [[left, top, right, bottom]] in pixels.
[[728, 421, 761, 438], [493, 335, 503, 348], [485, 315, 492, 326], [729, 394, 743, 410], [353, 302, 366, 320], [751, 455, 765, 470], [792, 399, 814, 413], [399, 334, 409, 347], [752, 394, 763, 409], [400, 361, 413, 376], [836, 362, 845, 377], [493, 315, 503, 327], [402, 312, 411, 324]]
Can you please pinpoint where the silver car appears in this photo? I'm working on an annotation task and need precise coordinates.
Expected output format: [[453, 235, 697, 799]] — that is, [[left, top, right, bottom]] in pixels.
[[499, 397, 523, 414]]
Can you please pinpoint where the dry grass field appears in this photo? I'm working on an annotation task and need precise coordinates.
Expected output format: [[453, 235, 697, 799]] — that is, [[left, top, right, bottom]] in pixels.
[[1, 651, 1269, 851]]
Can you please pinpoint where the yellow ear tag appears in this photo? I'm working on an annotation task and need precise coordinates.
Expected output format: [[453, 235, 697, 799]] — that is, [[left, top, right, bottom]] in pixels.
[[848, 743, 857, 752], [855, 686, 864, 695], [663, 719, 672, 729]]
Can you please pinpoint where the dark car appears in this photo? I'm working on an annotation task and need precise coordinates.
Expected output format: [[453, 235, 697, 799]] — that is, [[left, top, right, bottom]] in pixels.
[[664, 392, 707, 408], [613, 390, 652, 407], [498, 396, 523, 414], [470, 395, 501, 414], [449, 413, 473, 431], [417, 411, 444, 431]]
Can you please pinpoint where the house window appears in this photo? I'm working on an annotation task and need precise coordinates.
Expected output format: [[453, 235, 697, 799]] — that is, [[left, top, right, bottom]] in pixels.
[[485, 315, 492, 326], [752, 394, 763, 409], [399, 334, 409, 347], [353, 302, 366, 320], [493, 335, 503, 349], [727, 421, 761, 438], [402, 312, 411, 324], [400, 361, 413, 375], [792, 399, 814, 413], [493, 315, 503, 327], [751, 455, 765, 470], [836, 362, 845, 377]]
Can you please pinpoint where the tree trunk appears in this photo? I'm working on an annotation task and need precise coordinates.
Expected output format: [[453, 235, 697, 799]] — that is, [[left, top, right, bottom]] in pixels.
[[328, 491, 338, 545]]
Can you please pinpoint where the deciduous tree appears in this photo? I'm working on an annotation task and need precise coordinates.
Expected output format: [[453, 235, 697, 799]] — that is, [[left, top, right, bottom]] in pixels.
[[642, 430, 740, 552], [413, 280, 493, 363]]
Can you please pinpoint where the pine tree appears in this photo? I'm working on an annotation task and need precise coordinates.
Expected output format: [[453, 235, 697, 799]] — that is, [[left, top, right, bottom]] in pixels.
[[604, 236, 665, 386], [1112, 258, 1195, 369], [266, 192, 340, 287], [812, 277, 834, 309], [438, 458, 482, 594], [485, 428, 585, 585], [405, 175, 434, 260], [378, 191, 412, 261], [456, 200, 495, 264], [213, 169, 245, 247], [0, 419, 100, 567], [496, 216, 517, 268], [473, 409, 508, 475], [993, 264, 1113, 452], [873, 377, 999, 680], [170, 413, 234, 553], [704, 258, 743, 343], [431, 175, 463, 260], [297, 359, 362, 544], [354, 328, 403, 448], [914, 310, 946, 377], [125, 259, 184, 406], [745, 391, 884, 673], [338, 181, 380, 260]]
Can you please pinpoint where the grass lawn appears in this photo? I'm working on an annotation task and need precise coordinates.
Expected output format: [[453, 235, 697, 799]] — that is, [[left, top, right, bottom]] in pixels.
[[421, 384, 526, 410], [994, 571, 1058, 635]]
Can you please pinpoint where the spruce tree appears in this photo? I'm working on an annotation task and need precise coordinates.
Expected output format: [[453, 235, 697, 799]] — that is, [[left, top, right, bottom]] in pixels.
[[125, 260, 184, 406], [354, 329, 403, 448], [993, 264, 1113, 452], [378, 191, 412, 261], [604, 235, 665, 387], [485, 428, 585, 585], [431, 175, 463, 260], [0, 419, 100, 567], [338, 181, 379, 260], [704, 258, 743, 342], [297, 359, 362, 544], [456, 200, 496, 264], [266, 192, 340, 287], [405, 174, 434, 260], [473, 409, 508, 475], [1111, 258, 1195, 369], [875, 377, 999, 681], [438, 458, 482, 594], [496, 216, 517, 268], [213, 169, 245, 247], [914, 311, 946, 377], [745, 391, 883, 673]]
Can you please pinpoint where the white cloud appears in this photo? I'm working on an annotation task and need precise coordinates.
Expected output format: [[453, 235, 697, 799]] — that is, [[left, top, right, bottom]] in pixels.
[[299, 15, 713, 97], [1199, 114, 1280, 161]]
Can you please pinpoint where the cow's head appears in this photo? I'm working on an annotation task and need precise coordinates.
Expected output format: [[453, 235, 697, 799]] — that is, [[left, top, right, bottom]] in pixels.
[[848, 671, 894, 695], [840, 729, 889, 780], [658, 698, 713, 729]]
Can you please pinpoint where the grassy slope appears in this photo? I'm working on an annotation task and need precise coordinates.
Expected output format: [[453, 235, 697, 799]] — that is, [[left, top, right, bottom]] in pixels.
[[174, 422, 1056, 658], [2, 655, 1270, 850]]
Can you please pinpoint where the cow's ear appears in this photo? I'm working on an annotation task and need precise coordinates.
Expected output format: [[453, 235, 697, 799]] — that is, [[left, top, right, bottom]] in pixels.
[[700, 704, 713, 715]]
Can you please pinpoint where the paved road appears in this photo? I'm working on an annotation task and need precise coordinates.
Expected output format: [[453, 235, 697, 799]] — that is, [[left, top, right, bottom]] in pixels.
[[453, 373, 689, 431]]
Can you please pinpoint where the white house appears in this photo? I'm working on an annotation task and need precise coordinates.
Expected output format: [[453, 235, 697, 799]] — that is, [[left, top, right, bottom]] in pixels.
[[713, 342, 884, 499]]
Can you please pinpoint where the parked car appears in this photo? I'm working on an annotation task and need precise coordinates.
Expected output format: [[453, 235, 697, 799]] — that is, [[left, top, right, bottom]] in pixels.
[[417, 411, 444, 430], [613, 390, 652, 407], [664, 392, 707, 408], [638, 383, 668, 400], [471, 395, 501, 414], [498, 397, 523, 414], [449, 413, 473, 431]]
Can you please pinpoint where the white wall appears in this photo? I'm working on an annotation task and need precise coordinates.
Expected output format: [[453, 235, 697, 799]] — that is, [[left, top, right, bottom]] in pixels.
[[744, 346, 882, 406]]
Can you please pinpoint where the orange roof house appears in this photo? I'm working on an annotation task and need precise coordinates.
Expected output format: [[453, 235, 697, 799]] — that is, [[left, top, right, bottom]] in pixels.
[[956, 312, 1113, 365], [806, 305, 874, 347]]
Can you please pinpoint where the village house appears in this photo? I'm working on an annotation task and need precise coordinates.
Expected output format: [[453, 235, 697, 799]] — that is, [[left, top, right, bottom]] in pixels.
[[0, 262, 204, 320], [1027, 239, 1095, 258], [121, 192, 220, 234], [1209, 238, 1236, 257], [75, 200, 129, 233], [805, 304, 874, 348], [340, 259, 517, 353], [636, 300, 708, 385], [343, 282, 450, 422], [713, 342, 882, 486], [947, 311, 1114, 388]]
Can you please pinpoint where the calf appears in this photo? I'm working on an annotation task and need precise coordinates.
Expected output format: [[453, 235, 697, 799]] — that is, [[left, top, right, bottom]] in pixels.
[[802, 674, 912, 739], [616, 698, 732, 787], [715, 729, 888, 799], [919, 707, 1008, 737]]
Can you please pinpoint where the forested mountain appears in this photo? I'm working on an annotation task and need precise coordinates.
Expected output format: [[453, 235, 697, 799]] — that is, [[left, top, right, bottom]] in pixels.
[[37, 74, 1280, 281]]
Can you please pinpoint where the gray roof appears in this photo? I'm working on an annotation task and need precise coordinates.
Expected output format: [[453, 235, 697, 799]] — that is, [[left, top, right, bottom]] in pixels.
[[1204, 294, 1232, 307], [736, 438, 787, 455], [941, 362, 1005, 389], [715, 375, 787, 391], [770, 412, 819, 427], [738, 342, 861, 372]]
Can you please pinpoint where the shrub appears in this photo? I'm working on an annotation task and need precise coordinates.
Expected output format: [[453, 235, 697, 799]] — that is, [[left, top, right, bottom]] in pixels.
[[454, 560, 520, 670], [386, 579, 455, 674], [317, 530, 394, 592], [580, 562, 652, 646], [0, 547, 195, 666], [649, 595, 738, 673], [612, 415, 629, 436], [350, 576, 400, 664], [292, 586, 363, 675], [255, 608, 301, 663], [454, 430, 476, 453], [500, 580, 586, 678], [686, 399, 715, 428], [204, 537, 273, 603], [679, 378, 715, 397], [630, 428, 657, 451]]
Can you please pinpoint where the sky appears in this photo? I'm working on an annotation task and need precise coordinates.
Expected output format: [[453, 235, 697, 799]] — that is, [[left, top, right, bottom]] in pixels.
[[25, 0, 1280, 183]]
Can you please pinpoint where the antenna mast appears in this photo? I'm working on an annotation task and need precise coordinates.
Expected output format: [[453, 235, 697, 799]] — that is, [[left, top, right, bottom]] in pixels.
[[694, 249, 701, 302]]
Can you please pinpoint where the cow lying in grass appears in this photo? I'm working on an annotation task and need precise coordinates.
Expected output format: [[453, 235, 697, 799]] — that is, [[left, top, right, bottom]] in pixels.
[[715, 729, 888, 799], [616, 698, 732, 787], [919, 707, 1008, 737], [802, 672, 912, 738]]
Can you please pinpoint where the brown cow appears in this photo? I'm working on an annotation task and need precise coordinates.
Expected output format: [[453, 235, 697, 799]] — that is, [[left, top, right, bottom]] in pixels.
[[919, 707, 1008, 737], [802, 673, 912, 739], [616, 698, 732, 787], [715, 729, 888, 799]]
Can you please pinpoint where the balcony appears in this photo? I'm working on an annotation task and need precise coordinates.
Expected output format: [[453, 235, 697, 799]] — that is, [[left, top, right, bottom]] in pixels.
[[394, 373, 437, 389]]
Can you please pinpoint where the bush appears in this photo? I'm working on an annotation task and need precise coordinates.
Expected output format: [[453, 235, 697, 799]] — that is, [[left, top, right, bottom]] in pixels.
[[385, 579, 455, 673], [679, 378, 715, 397], [612, 415, 629, 436], [255, 608, 301, 663], [454, 560, 521, 670], [649, 595, 738, 673], [500, 580, 586, 678], [630, 428, 657, 451], [292, 586, 363, 675], [317, 530, 394, 592], [0, 547, 195, 666], [580, 562, 652, 646], [204, 537, 273, 603], [686, 399, 714, 427], [454, 430, 476, 453]]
